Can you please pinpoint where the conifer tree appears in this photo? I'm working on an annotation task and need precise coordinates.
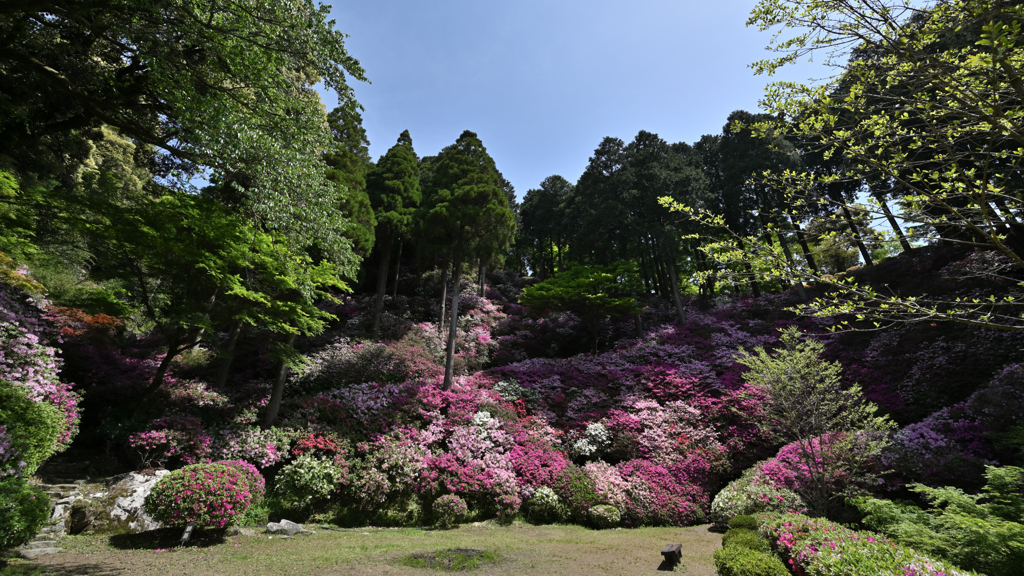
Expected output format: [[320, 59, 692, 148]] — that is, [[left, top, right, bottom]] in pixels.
[[366, 130, 421, 336], [324, 105, 376, 259], [418, 131, 516, 389]]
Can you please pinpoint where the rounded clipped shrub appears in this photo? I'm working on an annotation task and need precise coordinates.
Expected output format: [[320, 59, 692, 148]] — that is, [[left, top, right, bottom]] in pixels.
[[0, 478, 50, 549], [527, 487, 564, 524], [588, 504, 621, 529], [713, 546, 789, 576], [494, 493, 521, 525], [728, 515, 758, 531], [144, 462, 254, 528], [551, 465, 601, 522], [0, 382, 61, 475], [433, 494, 467, 529], [217, 459, 265, 503], [722, 528, 769, 552], [274, 453, 346, 508]]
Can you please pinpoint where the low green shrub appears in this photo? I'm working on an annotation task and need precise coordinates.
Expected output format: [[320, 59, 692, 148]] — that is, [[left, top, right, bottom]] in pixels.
[[855, 465, 1024, 576], [588, 504, 621, 529], [713, 545, 789, 576], [274, 453, 347, 509], [145, 463, 254, 528], [0, 382, 61, 475], [722, 528, 768, 552], [758, 512, 979, 576], [527, 486, 564, 524], [551, 465, 601, 522], [728, 515, 758, 531], [433, 494, 467, 529], [0, 478, 51, 549], [710, 463, 805, 528]]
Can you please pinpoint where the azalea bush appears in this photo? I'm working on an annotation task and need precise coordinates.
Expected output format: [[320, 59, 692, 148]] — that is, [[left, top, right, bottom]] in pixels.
[[432, 494, 467, 529], [710, 463, 806, 529], [0, 478, 50, 550], [145, 462, 256, 528], [758, 513, 977, 576], [275, 453, 349, 510]]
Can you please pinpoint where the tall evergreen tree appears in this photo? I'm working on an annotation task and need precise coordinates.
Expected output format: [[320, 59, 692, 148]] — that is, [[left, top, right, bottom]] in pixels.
[[418, 131, 516, 390], [324, 105, 376, 259], [366, 130, 421, 336]]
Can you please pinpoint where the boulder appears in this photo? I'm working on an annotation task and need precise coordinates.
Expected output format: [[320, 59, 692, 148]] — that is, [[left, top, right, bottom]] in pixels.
[[266, 519, 309, 536]]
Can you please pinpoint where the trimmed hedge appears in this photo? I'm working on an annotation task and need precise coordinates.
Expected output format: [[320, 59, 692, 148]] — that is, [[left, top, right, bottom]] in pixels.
[[713, 546, 789, 576], [0, 382, 60, 475], [722, 528, 769, 552], [728, 515, 758, 531]]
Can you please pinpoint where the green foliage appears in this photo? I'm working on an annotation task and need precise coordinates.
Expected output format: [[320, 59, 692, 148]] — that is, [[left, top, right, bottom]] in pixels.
[[713, 545, 789, 576], [518, 263, 641, 351], [728, 515, 759, 531], [0, 382, 61, 476], [0, 478, 50, 550], [432, 494, 468, 530], [722, 528, 769, 552], [736, 327, 894, 516], [587, 504, 621, 529], [856, 466, 1024, 576], [367, 130, 422, 241], [526, 486, 564, 524], [324, 105, 376, 259], [710, 465, 806, 527], [274, 454, 347, 510], [551, 465, 602, 523], [2, 0, 368, 266]]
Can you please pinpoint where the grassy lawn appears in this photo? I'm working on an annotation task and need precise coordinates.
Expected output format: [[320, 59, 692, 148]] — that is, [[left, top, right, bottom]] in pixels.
[[2, 522, 722, 576]]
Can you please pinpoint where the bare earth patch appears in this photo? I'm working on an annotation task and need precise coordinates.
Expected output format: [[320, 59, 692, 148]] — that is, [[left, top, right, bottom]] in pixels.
[[11, 522, 722, 576]]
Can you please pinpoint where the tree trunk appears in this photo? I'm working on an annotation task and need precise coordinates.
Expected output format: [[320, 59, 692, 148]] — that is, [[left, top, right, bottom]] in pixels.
[[841, 205, 874, 266], [787, 211, 819, 272], [213, 320, 243, 389], [371, 239, 393, 338], [667, 256, 687, 325], [736, 237, 761, 297], [876, 197, 912, 253], [438, 264, 450, 335], [263, 333, 297, 429], [391, 241, 403, 299], [775, 229, 808, 300], [443, 262, 463, 391], [479, 263, 486, 297]]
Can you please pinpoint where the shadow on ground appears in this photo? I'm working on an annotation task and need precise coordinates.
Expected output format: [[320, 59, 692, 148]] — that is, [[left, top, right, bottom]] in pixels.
[[107, 527, 226, 550], [1, 560, 124, 575]]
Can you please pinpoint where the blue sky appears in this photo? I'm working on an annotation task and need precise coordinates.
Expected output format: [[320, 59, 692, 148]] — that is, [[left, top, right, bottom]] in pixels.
[[322, 1, 828, 199]]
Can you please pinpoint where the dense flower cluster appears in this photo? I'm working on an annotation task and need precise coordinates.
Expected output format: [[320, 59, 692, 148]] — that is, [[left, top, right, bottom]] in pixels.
[[145, 462, 255, 528], [758, 513, 975, 576]]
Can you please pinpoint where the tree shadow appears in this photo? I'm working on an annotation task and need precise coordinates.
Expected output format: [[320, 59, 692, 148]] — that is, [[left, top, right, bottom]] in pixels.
[[107, 527, 226, 550], [1, 560, 125, 576]]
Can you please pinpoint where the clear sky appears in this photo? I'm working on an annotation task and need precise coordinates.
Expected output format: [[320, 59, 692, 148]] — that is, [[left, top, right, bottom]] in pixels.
[[321, 1, 828, 199]]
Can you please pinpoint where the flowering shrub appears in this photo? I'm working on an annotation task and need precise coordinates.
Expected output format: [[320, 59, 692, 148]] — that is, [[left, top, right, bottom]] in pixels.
[[145, 463, 255, 528], [433, 494, 467, 529], [753, 433, 882, 500], [275, 453, 348, 509], [214, 426, 287, 468], [551, 465, 602, 522], [349, 431, 424, 511], [526, 486, 562, 523], [758, 513, 976, 576], [588, 504, 620, 529], [0, 425, 25, 479], [218, 459, 265, 503], [710, 464, 806, 529], [128, 415, 213, 467], [616, 459, 706, 527], [494, 493, 521, 524]]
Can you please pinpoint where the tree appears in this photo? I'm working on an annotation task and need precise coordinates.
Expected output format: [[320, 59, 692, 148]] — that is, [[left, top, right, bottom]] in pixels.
[[1, 0, 367, 269], [366, 130, 421, 337], [519, 175, 573, 279], [736, 327, 895, 516], [736, 0, 1024, 330], [324, 105, 376, 260], [418, 131, 516, 389], [518, 263, 642, 353]]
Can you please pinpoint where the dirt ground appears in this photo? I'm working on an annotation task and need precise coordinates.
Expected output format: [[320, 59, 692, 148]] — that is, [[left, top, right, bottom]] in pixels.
[[7, 522, 722, 576]]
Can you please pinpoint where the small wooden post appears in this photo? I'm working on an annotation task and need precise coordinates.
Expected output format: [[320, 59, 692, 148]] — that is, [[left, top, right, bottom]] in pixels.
[[661, 543, 682, 565]]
